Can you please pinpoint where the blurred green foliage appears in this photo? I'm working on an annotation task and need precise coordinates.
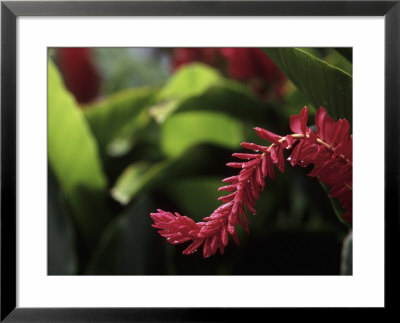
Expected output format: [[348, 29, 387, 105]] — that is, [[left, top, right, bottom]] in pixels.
[[48, 61, 110, 250], [48, 48, 352, 275]]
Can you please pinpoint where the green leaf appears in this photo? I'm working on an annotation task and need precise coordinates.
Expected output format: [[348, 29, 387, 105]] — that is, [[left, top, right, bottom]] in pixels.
[[263, 48, 352, 124], [161, 111, 244, 158], [83, 87, 157, 156], [166, 177, 223, 221], [85, 195, 167, 275], [157, 63, 221, 102], [48, 168, 77, 275], [48, 60, 110, 247], [149, 63, 221, 123]]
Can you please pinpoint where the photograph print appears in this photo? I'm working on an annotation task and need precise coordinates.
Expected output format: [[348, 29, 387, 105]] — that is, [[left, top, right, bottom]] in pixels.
[[48, 47, 352, 276]]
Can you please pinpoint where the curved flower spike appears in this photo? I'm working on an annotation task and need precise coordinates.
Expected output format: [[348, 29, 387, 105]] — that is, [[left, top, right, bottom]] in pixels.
[[151, 106, 352, 258]]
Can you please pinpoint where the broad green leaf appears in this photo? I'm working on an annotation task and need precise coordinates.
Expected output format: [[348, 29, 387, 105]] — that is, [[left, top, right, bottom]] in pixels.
[[48, 60, 110, 247], [161, 111, 244, 158], [83, 87, 157, 156], [157, 63, 221, 102], [263, 48, 352, 124], [166, 177, 223, 221], [85, 195, 167, 275], [48, 168, 77, 275]]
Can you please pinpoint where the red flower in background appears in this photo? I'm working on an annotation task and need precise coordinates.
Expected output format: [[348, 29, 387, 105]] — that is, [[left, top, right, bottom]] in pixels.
[[151, 107, 352, 258], [172, 48, 221, 70], [220, 48, 286, 97], [57, 48, 101, 104], [171, 48, 286, 99]]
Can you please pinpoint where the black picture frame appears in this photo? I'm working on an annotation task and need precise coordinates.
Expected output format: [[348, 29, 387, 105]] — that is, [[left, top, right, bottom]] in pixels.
[[1, 0, 398, 321]]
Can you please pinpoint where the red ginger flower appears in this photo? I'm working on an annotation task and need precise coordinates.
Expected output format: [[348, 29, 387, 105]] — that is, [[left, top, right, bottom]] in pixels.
[[151, 107, 352, 258]]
